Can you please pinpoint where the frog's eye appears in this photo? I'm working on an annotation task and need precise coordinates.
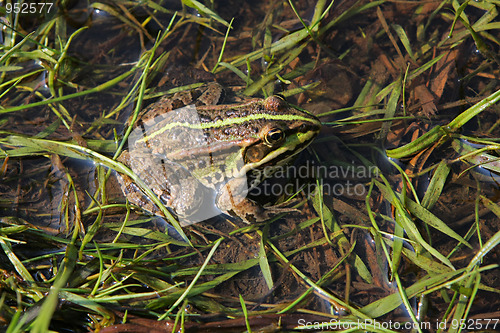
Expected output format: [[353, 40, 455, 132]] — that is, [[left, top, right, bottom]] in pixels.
[[264, 128, 285, 146]]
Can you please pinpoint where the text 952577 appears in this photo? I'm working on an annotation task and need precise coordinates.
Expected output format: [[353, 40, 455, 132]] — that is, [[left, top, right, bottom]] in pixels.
[[5, 2, 54, 14]]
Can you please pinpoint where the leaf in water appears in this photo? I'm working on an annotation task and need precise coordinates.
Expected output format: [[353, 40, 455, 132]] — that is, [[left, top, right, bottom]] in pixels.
[[4, 136, 189, 243], [421, 160, 450, 210], [0, 66, 23, 72], [182, 0, 229, 26], [259, 234, 274, 290], [375, 179, 455, 269], [392, 24, 416, 61], [108, 226, 188, 246]]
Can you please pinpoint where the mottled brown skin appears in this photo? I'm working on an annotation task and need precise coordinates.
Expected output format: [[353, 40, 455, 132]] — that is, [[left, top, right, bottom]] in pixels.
[[118, 83, 321, 224]]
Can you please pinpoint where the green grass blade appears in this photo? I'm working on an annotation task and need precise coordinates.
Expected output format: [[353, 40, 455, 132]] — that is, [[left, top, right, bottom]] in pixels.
[[403, 196, 471, 249], [3, 136, 190, 244], [421, 160, 450, 210], [448, 88, 500, 130], [357, 268, 464, 318], [392, 24, 416, 62], [375, 179, 455, 269], [158, 237, 223, 319], [239, 294, 252, 333], [259, 228, 274, 289], [181, 0, 229, 26], [0, 68, 135, 114], [30, 243, 78, 333]]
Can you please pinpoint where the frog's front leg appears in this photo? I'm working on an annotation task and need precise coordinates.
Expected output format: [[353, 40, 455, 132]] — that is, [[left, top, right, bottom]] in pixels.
[[216, 177, 295, 223]]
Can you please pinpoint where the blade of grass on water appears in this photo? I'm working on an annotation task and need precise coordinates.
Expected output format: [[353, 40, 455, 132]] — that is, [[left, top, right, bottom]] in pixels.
[[258, 226, 274, 290], [4, 135, 190, 244], [356, 268, 464, 318], [30, 243, 78, 333], [239, 294, 252, 333], [392, 24, 416, 62], [181, 0, 229, 26], [158, 237, 223, 320], [387, 88, 500, 158], [0, 68, 136, 114], [0, 238, 43, 300], [375, 179, 455, 269], [421, 160, 451, 210], [402, 195, 471, 249]]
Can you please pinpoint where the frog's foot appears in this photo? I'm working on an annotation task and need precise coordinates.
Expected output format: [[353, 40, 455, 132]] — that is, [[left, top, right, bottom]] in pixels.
[[215, 179, 297, 223], [270, 197, 301, 209], [222, 198, 298, 223]]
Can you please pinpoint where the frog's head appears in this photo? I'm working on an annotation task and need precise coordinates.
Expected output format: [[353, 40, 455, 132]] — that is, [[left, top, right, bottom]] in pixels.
[[155, 95, 320, 186], [238, 95, 321, 175]]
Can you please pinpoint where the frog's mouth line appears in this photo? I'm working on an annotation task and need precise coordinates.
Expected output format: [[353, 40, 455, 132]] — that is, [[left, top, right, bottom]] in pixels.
[[237, 130, 319, 178]]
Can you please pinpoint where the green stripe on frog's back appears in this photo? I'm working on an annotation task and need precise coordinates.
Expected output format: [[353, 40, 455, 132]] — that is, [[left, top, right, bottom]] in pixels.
[[137, 112, 320, 144]]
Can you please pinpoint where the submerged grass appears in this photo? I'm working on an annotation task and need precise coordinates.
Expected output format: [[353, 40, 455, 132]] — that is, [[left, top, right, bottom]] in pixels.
[[0, 0, 499, 332]]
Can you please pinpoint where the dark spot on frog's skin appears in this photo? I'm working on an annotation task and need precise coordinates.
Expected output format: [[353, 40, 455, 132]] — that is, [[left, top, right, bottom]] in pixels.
[[217, 88, 226, 104], [200, 115, 212, 123], [228, 109, 249, 118], [298, 124, 309, 132], [213, 172, 223, 181], [160, 193, 171, 204], [227, 209, 255, 222], [187, 163, 196, 171], [198, 160, 206, 168], [171, 99, 185, 110], [244, 212, 257, 223]]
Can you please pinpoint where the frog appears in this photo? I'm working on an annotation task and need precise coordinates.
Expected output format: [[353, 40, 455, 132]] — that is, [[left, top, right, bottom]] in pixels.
[[117, 82, 321, 225]]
